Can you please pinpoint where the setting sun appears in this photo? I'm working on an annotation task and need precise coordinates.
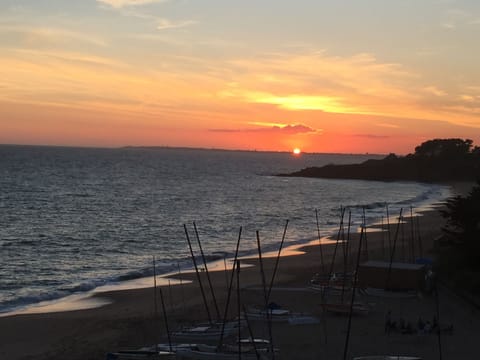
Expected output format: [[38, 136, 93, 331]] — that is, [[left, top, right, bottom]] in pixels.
[[293, 148, 301, 155]]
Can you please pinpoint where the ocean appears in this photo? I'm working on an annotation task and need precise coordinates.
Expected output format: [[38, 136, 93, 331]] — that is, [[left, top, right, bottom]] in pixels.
[[0, 145, 451, 314]]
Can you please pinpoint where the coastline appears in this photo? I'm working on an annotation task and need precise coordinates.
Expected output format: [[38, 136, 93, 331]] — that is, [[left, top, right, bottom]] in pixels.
[[0, 148, 454, 319], [1, 184, 479, 359]]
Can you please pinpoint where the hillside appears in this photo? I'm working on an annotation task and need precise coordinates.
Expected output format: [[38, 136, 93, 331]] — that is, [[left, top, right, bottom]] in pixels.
[[281, 139, 480, 182]]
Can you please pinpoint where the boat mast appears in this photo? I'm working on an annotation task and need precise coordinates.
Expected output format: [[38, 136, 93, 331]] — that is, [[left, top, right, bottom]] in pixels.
[[342, 225, 365, 360], [410, 206, 415, 263], [256, 231, 276, 359], [340, 210, 352, 304], [153, 256, 172, 353], [193, 222, 221, 320], [184, 224, 212, 324], [385, 208, 403, 290], [381, 215, 386, 260], [416, 216, 423, 258], [324, 207, 346, 299], [153, 256, 159, 355], [242, 305, 261, 360], [266, 219, 289, 303], [218, 227, 243, 350], [386, 203, 392, 256], [236, 259, 241, 360], [435, 284, 443, 360], [362, 207, 369, 262], [315, 209, 326, 275]]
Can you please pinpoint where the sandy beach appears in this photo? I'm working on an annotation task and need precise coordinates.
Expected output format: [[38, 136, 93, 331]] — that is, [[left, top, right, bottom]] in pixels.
[[1, 193, 479, 360]]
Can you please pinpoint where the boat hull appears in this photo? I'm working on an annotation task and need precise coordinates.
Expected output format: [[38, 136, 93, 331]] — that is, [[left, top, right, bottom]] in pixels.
[[354, 357, 422, 360]]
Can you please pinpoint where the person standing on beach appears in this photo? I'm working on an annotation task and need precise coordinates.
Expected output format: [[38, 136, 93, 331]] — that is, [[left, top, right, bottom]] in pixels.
[[385, 310, 392, 334]]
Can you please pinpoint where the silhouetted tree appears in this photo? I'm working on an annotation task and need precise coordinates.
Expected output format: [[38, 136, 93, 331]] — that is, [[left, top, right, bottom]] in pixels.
[[472, 146, 480, 157], [441, 182, 480, 268], [414, 138, 473, 158], [384, 153, 398, 161], [284, 138, 480, 182]]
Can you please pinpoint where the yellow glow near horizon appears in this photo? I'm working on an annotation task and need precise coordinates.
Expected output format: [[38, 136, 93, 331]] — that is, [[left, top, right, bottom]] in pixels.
[[247, 93, 357, 113], [293, 148, 301, 155]]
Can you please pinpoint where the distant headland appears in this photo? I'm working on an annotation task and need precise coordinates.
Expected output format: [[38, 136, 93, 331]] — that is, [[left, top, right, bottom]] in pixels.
[[280, 138, 480, 182]]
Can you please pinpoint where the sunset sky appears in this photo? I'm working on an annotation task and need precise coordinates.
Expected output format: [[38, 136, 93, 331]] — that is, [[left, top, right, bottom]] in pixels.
[[1, 0, 480, 154]]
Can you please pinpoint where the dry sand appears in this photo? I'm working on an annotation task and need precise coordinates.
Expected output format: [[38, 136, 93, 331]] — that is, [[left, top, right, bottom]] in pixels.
[[1, 199, 479, 360]]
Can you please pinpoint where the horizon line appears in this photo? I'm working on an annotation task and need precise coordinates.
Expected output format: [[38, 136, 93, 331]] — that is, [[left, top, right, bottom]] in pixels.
[[0, 143, 387, 157]]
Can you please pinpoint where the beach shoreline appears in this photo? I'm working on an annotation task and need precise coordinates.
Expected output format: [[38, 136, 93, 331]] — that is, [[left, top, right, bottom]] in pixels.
[[1, 184, 479, 360]]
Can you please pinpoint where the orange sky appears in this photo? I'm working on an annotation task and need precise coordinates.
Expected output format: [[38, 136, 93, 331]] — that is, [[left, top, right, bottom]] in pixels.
[[1, 1, 480, 154]]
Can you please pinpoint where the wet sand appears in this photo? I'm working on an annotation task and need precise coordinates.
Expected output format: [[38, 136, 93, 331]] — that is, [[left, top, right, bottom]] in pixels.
[[1, 200, 479, 360]]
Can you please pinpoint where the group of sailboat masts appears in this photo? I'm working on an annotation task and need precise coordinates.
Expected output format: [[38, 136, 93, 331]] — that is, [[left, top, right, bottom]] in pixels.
[[176, 221, 289, 358], [116, 204, 432, 359], [383, 205, 424, 263], [324, 204, 435, 360]]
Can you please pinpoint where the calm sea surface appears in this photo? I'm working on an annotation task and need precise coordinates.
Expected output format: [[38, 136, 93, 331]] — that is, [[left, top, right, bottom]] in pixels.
[[0, 145, 451, 313]]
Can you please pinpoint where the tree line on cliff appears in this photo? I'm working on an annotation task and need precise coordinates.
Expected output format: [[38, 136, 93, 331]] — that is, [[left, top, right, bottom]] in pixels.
[[283, 138, 480, 182]]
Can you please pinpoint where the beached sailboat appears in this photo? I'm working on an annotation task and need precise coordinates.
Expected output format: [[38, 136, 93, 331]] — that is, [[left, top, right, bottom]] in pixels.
[[106, 257, 175, 359], [173, 338, 276, 359], [320, 301, 369, 316], [243, 302, 290, 322], [105, 349, 175, 359], [348, 210, 422, 360], [361, 287, 417, 298], [171, 226, 247, 343], [309, 281, 353, 294], [177, 259, 273, 360], [353, 356, 422, 360], [310, 271, 354, 286], [170, 320, 245, 342], [310, 210, 355, 297], [175, 343, 270, 360], [317, 212, 370, 317], [243, 303, 319, 324]]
